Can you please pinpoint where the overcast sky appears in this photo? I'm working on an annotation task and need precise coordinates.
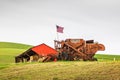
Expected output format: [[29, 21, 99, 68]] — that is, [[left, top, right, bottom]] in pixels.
[[0, 0, 120, 55]]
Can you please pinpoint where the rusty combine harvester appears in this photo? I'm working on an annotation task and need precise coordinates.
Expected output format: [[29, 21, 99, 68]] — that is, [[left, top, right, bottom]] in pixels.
[[54, 39, 105, 61]]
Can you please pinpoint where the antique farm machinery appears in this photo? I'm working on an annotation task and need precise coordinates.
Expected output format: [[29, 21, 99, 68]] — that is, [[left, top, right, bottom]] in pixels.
[[15, 38, 105, 63], [54, 39, 105, 61]]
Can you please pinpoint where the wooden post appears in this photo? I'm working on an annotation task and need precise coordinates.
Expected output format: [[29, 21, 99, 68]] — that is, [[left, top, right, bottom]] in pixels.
[[113, 57, 116, 61]]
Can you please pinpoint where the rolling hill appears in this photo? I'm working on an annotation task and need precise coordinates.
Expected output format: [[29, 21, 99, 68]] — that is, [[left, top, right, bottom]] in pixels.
[[0, 42, 33, 64], [0, 42, 120, 80], [0, 42, 120, 64], [0, 42, 32, 49]]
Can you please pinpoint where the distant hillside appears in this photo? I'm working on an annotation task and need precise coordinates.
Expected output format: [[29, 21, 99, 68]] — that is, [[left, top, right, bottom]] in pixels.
[[0, 42, 33, 64], [0, 42, 120, 64], [0, 42, 33, 49], [95, 54, 120, 61]]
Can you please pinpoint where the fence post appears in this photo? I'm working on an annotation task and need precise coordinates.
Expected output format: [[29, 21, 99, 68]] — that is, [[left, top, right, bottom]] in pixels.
[[113, 57, 116, 61]]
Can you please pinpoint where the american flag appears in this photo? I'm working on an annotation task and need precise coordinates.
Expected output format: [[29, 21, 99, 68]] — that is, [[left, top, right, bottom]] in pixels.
[[56, 25, 64, 33]]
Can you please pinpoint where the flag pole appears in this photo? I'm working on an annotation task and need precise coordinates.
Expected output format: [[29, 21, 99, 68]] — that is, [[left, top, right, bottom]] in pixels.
[[56, 25, 64, 41], [56, 25, 59, 41], [57, 32, 59, 41]]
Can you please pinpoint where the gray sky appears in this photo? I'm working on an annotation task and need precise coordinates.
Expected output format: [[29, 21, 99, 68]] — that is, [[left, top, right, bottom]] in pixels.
[[0, 0, 120, 55]]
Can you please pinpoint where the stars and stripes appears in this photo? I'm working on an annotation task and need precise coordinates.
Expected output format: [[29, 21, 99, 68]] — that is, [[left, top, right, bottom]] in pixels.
[[56, 25, 64, 33]]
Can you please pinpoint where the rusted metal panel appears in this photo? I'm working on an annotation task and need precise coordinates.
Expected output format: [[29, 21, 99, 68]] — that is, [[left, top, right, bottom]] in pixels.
[[54, 38, 105, 61]]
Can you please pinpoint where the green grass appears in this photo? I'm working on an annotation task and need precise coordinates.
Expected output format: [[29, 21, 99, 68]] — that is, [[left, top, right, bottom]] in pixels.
[[0, 42, 32, 64], [95, 54, 120, 61], [0, 42, 32, 70], [0, 48, 27, 64], [0, 42, 120, 80], [0, 42, 32, 49], [0, 48, 28, 70], [0, 61, 120, 80]]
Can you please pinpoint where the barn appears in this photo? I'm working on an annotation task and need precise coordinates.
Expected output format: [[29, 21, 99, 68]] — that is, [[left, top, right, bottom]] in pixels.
[[15, 43, 58, 63]]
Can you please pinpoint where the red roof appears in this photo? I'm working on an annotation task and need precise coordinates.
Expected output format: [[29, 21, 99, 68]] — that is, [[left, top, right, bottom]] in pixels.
[[31, 43, 58, 56]]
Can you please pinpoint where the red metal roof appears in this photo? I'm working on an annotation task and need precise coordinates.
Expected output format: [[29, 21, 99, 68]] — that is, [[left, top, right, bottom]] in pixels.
[[31, 43, 58, 56]]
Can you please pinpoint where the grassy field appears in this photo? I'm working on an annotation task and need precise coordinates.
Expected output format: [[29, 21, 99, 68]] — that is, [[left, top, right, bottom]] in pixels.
[[0, 42, 32, 70], [0, 48, 26, 64], [0, 61, 120, 80], [95, 54, 120, 61], [0, 42, 32, 49], [0, 42, 32, 64], [0, 42, 120, 80]]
